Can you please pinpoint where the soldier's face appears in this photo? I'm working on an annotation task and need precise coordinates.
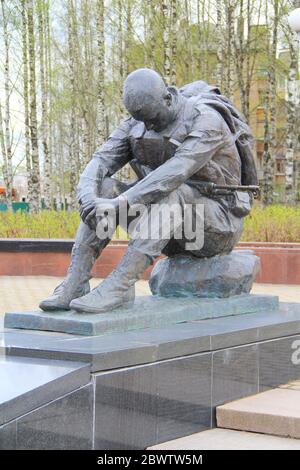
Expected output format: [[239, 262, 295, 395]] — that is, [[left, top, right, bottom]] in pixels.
[[126, 95, 173, 132]]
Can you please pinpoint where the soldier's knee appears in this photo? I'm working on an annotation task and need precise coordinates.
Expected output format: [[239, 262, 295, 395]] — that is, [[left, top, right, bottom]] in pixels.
[[99, 177, 130, 198], [167, 183, 195, 206]]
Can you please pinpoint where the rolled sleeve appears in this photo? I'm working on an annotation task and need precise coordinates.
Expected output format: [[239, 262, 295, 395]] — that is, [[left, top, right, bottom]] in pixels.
[[77, 118, 132, 202]]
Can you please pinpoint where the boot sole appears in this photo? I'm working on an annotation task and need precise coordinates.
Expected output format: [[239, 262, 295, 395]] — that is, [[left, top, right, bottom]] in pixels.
[[39, 285, 90, 312], [70, 299, 134, 314], [39, 302, 71, 312]]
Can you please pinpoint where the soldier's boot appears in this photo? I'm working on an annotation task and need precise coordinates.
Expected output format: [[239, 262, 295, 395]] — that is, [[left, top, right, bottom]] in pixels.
[[70, 247, 154, 314], [39, 177, 130, 312], [39, 226, 109, 311]]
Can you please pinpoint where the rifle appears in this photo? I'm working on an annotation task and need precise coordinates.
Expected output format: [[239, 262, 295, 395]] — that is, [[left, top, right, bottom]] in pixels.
[[195, 182, 260, 198]]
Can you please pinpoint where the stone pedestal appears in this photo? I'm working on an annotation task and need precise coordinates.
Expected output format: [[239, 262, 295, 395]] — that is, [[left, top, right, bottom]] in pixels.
[[2, 300, 300, 449], [4, 293, 277, 336]]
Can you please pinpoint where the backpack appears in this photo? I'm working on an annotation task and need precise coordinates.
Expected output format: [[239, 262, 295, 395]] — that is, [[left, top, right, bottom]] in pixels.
[[179, 81, 258, 186]]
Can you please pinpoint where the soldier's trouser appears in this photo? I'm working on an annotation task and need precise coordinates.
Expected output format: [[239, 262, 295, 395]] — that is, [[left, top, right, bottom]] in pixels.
[[74, 176, 244, 262], [73, 177, 130, 255]]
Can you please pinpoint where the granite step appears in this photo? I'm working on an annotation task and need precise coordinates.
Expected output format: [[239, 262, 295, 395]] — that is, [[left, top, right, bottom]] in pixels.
[[0, 355, 90, 426], [149, 428, 300, 450], [217, 381, 300, 439]]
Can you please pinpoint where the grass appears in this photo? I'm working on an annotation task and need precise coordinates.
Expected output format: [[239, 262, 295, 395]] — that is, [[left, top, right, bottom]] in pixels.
[[0, 205, 299, 242], [0, 210, 80, 239], [241, 205, 300, 243], [0, 210, 128, 240]]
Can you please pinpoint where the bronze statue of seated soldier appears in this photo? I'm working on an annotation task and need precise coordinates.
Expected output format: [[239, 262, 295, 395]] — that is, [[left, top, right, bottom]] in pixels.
[[40, 68, 257, 314]]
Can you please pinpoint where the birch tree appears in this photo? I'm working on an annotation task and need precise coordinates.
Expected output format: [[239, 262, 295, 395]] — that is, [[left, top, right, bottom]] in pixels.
[[37, 0, 51, 209], [80, 0, 93, 166], [223, 0, 236, 101], [284, 19, 298, 203], [21, 0, 32, 206], [124, 0, 133, 76], [170, 0, 177, 85], [161, 0, 171, 83], [181, 0, 191, 82], [268, 0, 279, 198], [27, 0, 41, 212], [96, 0, 106, 147], [1, 0, 14, 210], [261, 0, 274, 205], [117, 0, 125, 115], [67, 0, 79, 210], [215, 1, 224, 88], [149, 2, 157, 69]]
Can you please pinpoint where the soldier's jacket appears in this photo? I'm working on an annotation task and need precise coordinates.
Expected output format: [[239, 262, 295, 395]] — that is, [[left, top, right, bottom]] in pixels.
[[77, 84, 255, 207]]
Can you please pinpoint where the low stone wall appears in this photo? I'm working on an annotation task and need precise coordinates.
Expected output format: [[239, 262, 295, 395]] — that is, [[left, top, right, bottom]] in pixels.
[[237, 242, 300, 284], [0, 239, 299, 284], [0, 239, 133, 278]]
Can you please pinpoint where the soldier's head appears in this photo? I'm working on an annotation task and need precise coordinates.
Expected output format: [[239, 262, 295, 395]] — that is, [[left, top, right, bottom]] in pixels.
[[123, 68, 179, 132]]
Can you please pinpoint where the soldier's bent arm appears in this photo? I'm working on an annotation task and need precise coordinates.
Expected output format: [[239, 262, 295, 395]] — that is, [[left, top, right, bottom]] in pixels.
[[123, 111, 225, 206], [77, 118, 132, 204]]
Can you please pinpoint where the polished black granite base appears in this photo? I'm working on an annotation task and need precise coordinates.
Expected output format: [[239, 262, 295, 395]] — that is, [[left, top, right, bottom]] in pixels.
[[1, 301, 300, 449]]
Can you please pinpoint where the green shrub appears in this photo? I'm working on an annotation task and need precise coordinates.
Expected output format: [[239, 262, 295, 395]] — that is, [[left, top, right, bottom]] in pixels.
[[0, 210, 128, 239], [241, 205, 300, 243], [0, 205, 299, 242], [0, 210, 80, 239]]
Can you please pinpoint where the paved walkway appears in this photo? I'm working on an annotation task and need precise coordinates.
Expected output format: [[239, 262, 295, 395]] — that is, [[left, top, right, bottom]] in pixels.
[[0, 276, 300, 316]]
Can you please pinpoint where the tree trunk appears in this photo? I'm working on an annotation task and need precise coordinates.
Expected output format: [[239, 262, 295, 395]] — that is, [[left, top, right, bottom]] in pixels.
[[285, 27, 298, 204], [261, 0, 274, 206], [216, 1, 224, 89], [196, 0, 202, 79], [204, 0, 211, 82], [234, 0, 262, 120], [161, 0, 171, 83], [234, 1, 246, 115], [117, 0, 125, 116], [224, 0, 235, 100], [37, 0, 51, 209], [21, 0, 32, 205], [149, 2, 156, 68], [0, 103, 9, 204], [124, 0, 133, 75], [170, 0, 177, 85], [80, 0, 92, 167], [269, 0, 278, 193], [27, 0, 41, 212], [1, 0, 14, 210], [67, 0, 79, 210]]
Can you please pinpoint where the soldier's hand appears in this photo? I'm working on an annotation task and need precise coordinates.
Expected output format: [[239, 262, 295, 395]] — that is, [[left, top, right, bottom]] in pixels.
[[78, 194, 98, 229], [85, 197, 119, 234]]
